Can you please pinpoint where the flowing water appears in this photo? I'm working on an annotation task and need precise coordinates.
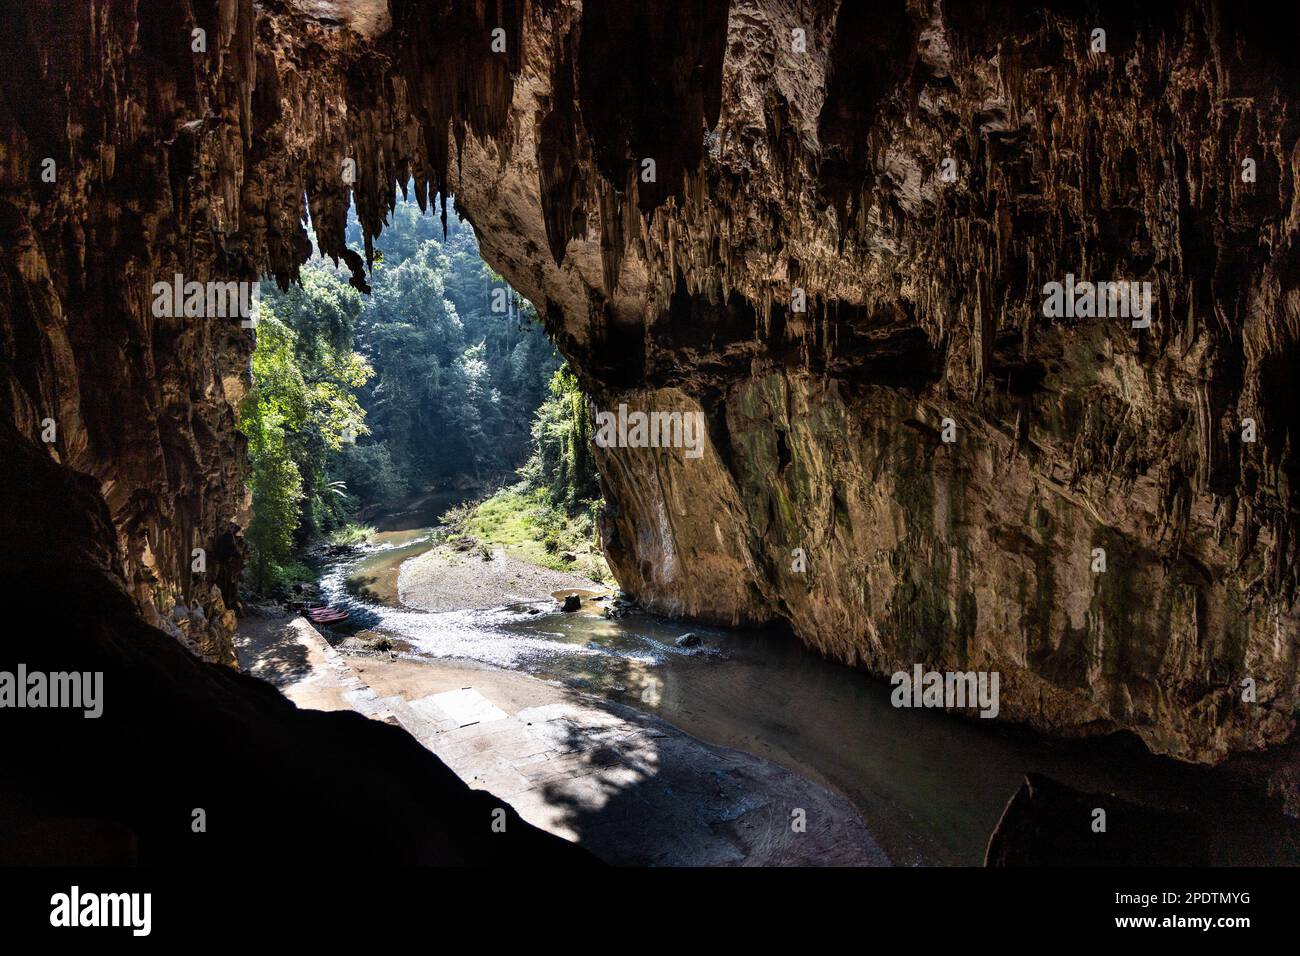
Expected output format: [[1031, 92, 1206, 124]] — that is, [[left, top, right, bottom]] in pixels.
[[317, 509, 1300, 866]]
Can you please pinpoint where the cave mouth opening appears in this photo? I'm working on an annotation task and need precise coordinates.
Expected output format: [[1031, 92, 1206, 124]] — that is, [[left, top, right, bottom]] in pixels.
[[235, 186, 610, 610]]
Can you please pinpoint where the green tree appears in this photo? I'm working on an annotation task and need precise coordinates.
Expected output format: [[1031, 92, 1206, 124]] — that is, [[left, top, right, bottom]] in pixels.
[[240, 294, 373, 592], [344, 191, 561, 497], [522, 366, 600, 509], [240, 315, 307, 591]]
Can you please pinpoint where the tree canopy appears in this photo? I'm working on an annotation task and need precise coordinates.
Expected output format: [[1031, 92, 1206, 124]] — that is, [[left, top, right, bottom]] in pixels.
[[240, 190, 599, 595]]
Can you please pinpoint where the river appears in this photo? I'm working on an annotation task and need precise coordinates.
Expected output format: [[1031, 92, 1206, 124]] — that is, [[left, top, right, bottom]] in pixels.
[[315, 503, 1300, 866]]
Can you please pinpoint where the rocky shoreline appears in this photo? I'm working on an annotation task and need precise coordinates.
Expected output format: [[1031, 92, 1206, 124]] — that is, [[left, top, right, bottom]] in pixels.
[[235, 608, 887, 866]]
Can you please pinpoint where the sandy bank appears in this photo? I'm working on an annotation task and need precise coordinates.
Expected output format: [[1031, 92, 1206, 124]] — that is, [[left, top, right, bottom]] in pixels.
[[399, 545, 606, 611]]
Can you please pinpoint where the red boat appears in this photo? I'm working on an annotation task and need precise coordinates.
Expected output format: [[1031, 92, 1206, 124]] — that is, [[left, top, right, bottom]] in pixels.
[[306, 608, 349, 625]]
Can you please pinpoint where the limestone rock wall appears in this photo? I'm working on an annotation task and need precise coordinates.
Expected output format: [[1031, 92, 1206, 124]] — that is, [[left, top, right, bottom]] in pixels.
[[447, 0, 1300, 763]]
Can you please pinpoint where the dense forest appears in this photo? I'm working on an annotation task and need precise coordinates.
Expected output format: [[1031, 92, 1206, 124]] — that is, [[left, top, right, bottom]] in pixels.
[[239, 192, 601, 593]]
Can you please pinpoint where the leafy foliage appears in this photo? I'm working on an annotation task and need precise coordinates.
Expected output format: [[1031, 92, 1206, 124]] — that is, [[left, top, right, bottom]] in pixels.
[[240, 296, 371, 592], [446, 485, 612, 584], [240, 190, 578, 595], [519, 366, 601, 508], [447, 353, 611, 584], [349, 197, 561, 491]]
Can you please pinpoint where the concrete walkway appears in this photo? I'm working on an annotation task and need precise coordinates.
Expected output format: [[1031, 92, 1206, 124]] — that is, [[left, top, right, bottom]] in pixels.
[[235, 609, 390, 716], [236, 612, 889, 866]]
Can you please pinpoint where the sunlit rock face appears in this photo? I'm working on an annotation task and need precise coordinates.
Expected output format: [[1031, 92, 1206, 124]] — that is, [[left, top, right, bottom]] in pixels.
[[449, 0, 1300, 764], [3, 0, 1299, 765]]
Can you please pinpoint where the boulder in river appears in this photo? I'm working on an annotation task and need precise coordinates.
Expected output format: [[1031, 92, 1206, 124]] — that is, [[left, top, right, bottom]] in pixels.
[[675, 633, 701, 648]]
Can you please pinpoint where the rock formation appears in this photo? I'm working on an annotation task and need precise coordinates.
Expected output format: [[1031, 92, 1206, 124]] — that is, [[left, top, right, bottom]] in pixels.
[[2, 0, 1299, 772], [450, 0, 1300, 765]]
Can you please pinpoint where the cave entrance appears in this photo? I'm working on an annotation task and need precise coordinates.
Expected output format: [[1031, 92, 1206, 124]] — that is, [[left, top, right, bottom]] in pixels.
[[234, 187, 610, 610]]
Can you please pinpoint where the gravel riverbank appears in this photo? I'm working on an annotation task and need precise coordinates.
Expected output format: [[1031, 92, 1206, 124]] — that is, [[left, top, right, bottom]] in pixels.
[[398, 544, 607, 612]]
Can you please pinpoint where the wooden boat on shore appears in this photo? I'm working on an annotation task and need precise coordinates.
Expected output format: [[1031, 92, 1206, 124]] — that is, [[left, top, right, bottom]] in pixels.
[[306, 607, 349, 625]]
